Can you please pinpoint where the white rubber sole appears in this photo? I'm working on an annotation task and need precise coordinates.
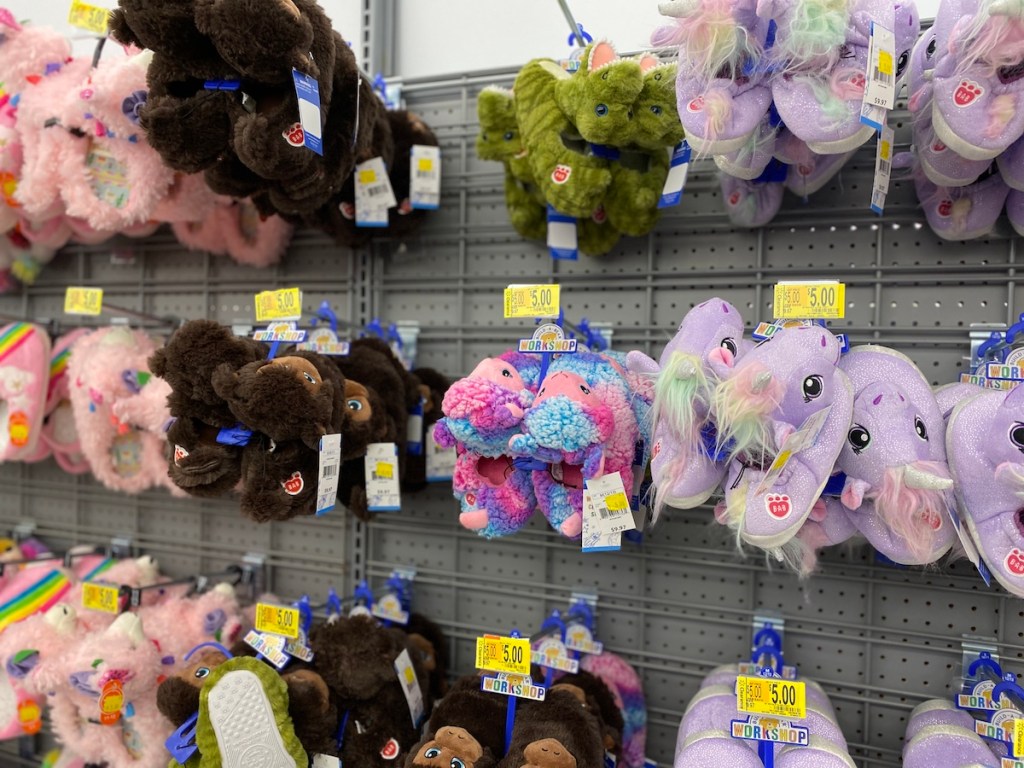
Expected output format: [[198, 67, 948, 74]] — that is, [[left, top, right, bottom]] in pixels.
[[920, 154, 982, 188], [207, 669, 295, 768], [805, 126, 875, 156], [932, 107, 1003, 162]]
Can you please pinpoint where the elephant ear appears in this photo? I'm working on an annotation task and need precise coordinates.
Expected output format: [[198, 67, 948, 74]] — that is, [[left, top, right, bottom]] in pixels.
[[840, 476, 871, 511]]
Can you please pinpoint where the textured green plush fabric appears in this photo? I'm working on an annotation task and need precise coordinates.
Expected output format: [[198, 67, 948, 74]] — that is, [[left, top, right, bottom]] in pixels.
[[554, 42, 645, 147], [604, 62, 683, 237], [514, 58, 611, 218], [578, 211, 621, 256], [477, 87, 547, 240], [196, 657, 307, 768]]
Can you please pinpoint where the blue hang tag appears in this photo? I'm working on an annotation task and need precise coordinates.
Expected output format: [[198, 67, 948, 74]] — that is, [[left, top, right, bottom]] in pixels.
[[216, 424, 255, 447], [406, 398, 425, 456], [166, 711, 199, 765], [659, 141, 691, 208], [547, 206, 578, 260], [292, 69, 324, 156]]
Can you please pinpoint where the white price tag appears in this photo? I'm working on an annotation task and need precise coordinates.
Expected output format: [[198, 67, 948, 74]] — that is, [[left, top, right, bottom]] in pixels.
[[659, 141, 691, 208], [547, 207, 578, 260], [426, 433, 456, 482], [355, 156, 397, 228], [410, 144, 441, 210], [316, 433, 342, 516], [863, 21, 896, 111], [871, 124, 894, 215], [752, 405, 832, 496], [394, 649, 425, 727], [582, 472, 636, 552], [365, 442, 401, 511], [407, 411, 424, 447]]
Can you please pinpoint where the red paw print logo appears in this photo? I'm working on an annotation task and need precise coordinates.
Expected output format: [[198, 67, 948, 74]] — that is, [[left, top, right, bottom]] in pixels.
[[398, 198, 413, 215], [954, 80, 984, 107], [687, 96, 705, 113], [592, 205, 607, 224], [937, 199, 953, 217], [1006, 548, 1024, 576], [848, 72, 867, 91], [728, 191, 741, 206], [281, 471, 304, 495], [465, 491, 477, 507], [380, 738, 400, 760], [338, 201, 355, 220], [764, 493, 792, 520], [931, 140, 947, 153], [920, 509, 943, 531], [652, 440, 661, 459], [551, 164, 572, 185], [173, 445, 189, 466], [798, 163, 813, 177], [282, 122, 305, 147]]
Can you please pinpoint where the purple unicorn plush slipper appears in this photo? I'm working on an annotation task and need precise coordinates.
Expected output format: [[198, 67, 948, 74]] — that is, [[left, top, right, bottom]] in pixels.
[[675, 729, 765, 768], [915, 170, 1009, 241], [776, 735, 857, 768], [676, 76, 773, 155], [947, 384, 1024, 597], [714, 110, 779, 179], [721, 172, 785, 227], [906, 700, 978, 741], [626, 298, 746, 516], [1007, 187, 1024, 235], [902, 724, 1000, 768], [834, 345, 958, 565], [712, 325, 853, 553], [931, 0, 1024, 161], [997, 134, 1024, 190]]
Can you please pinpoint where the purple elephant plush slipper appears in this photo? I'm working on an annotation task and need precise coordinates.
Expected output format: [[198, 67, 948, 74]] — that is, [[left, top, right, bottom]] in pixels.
[[906, 700, 978, 741], [1007, 187, 1024, 236], [721, 172, 785, 227], [902, 724, 999, 768], [675, 729, 766, 768], [915, 170, 1009, 241]]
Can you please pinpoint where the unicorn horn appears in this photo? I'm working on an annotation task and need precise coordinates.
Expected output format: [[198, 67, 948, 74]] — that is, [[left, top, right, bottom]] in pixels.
[[659, 0, 701, 17], [750, 371, 773, 394], [990, 0, 1024, 18], [903, 464, 954, 491]]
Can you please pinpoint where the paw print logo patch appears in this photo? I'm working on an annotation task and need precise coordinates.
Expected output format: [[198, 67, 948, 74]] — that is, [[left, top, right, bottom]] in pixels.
[[954, 80, 984, 107], [551, 164, 572, 185], [282, 122, 305, 146], [937, 199, 953, 218], [1005, 547, 1024, 576], [686, 96, 704, 113], [764, 493, 792, 520]]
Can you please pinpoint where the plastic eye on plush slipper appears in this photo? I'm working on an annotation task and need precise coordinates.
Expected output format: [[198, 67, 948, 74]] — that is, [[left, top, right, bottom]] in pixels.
[[67, 327, 170, 493], [0, 322, 51, 463]]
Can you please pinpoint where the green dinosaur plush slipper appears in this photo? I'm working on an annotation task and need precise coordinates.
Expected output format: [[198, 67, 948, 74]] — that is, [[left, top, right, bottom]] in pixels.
[[196, 656, 307, 768]]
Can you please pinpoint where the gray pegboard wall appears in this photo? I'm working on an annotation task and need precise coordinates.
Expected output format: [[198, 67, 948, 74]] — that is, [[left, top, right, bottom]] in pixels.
[[0, 63, 1021, 768]]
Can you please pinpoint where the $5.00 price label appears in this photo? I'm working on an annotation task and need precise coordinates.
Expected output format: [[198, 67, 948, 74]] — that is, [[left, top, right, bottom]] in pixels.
[[255, 602, 300, 639], [504, 284, 560, 319], [736, 675, 806, 720], [773, 282, 846, 320], [64, 286, 104, 316], [67, 0, 109, 35], [82, 582, 120, 614], [475, 634, 531, 676], [254, 287, 302, 323]]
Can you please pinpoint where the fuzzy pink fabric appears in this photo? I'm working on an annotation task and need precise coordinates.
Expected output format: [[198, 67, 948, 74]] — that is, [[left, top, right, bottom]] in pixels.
[[173, 198, 293, 267], [136, 584, 243, 663]]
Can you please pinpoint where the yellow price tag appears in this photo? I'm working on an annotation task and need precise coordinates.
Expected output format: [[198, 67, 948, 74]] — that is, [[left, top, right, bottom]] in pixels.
[[67, 0, 110, 35], [475, 634, 531, 675], [503, 284, 560, 319], [82, 582, 120, 614], [358, 169, 377, 184], [605, 492, 629, 512], [877, 49, 893, 76], [880, 140, 891, 161], [254, 287, 302, 323], [254, 602, 300, 639], [417, 158, 433, 172], [64, 286, 103, 316], [1014, 718, 1024, 758], [736, 676, 806, 720], [375, 462, 394, 479], [773, 282, 846, 320]]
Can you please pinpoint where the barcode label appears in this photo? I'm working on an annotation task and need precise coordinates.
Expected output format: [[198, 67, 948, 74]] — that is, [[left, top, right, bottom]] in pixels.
[[316, 433, 342, 516], [410, 145, 442, 211], [367, 186, 387, 196], [415, 170, 432, 179], [323, 464, 337, 478], [354, 156, 397, 226], [873, 67, 893, 86], [878, 158, 890, 176]]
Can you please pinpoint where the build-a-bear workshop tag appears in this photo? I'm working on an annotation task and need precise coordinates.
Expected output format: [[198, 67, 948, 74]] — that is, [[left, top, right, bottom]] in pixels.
[[64, 286, 103, 316], [67, 0, 109, 35], [82, 582, 119, 614], [254, 287, 302, 322], [519, 323, 577, 354], [244, 630, 290, 669], [736, 676, 807, 720], [565, 623, 604, 655], [298, 328, 350, 356], [255, 602, 300, 639], [410, 144, 441, 210], [531, 636, 579, 674], [503, 284, 560, 319], [316, 433, 342, 516], [365, 442, 401, 512], [480, 672, 546, 701], [372, 593, 410, 625], [291, 69, 324, 156], [730, 715, 809, 746], [772, 281, 846, 320], [475, 634, 531, 676], [253, 321, 306, 343]]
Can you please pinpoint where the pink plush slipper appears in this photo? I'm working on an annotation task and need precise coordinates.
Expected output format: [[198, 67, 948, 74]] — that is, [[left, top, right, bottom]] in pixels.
[[0, 322, 51, 462], [39, 329, 90, 474], [173, 198, 293, 267], [67, 328, 169, 493]]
